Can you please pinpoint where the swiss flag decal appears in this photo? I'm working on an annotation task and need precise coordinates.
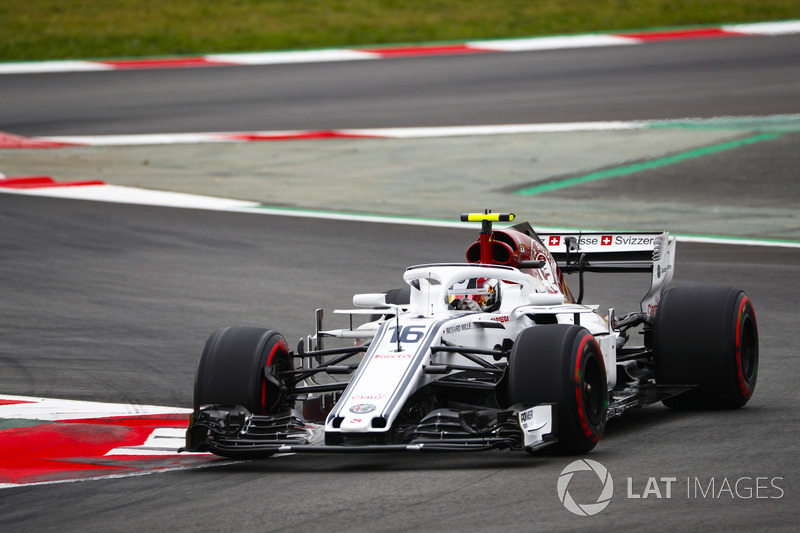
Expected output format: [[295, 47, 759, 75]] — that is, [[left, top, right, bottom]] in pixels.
[[601, 235, 613, 246], [549, 236, 561, 246]]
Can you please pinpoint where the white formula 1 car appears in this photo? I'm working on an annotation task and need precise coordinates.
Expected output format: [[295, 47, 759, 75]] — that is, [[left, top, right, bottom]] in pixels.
[[183, 213, 758, 457]]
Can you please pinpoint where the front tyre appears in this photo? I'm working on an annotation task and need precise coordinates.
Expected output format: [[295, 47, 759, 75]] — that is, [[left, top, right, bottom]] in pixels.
[[508, 325, 607, 454], [193, 326, 292, 414], [654, 286, 758, 409]]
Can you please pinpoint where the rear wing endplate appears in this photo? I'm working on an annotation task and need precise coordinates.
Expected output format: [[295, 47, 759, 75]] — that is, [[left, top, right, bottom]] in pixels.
[[538, 232, 676, 315]]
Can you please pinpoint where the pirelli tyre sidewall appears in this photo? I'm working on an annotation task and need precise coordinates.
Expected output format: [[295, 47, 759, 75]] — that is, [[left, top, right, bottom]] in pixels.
[[654, 286, 758, 409], [508, 325, 607, 454], [193, 326, 292, 414]]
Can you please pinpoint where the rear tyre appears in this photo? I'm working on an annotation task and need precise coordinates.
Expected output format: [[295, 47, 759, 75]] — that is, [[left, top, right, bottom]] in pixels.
[[654, 286, 758, 409], [193, 326, 292, 414], [508, 325, 607, 454]]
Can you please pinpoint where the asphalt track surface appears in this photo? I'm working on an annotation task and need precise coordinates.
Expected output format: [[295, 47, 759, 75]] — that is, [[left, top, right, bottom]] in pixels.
[[1, 34, 800, 531], [1, 193, 798, 531], [1, 34, 799, 135]]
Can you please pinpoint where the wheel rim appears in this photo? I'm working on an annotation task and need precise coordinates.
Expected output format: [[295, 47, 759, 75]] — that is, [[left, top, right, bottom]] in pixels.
[[582, 356, 605, 426], [739, 314, 757, 383], [260, 338, 290, 413]]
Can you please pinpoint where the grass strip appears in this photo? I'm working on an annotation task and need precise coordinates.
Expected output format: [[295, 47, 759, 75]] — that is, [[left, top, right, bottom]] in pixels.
[[2, 0, 799, 61]]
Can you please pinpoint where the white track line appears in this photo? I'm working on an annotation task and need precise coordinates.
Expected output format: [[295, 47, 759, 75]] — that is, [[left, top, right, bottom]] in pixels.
[[4, 184, 797, 248], [34, 121, 647, 146], [0, 394, 190, 421], [28, 115, 800, 146], [205, 49, 377, 65], [466, 34, 636, 52], [723, 21, 800, 35]]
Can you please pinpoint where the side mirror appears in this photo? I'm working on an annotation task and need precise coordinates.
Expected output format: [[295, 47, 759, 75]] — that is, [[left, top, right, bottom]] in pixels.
[[353, 293, 388, 308]]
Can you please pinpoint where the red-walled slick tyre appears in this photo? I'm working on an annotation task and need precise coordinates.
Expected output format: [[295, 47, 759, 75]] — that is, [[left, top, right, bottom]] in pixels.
[[193, 326, 292, 414], [508, 325, 607, 454], [654, 286, 758, 409]]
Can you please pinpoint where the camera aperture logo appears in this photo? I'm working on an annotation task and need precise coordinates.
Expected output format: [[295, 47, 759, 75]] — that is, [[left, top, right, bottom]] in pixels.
[[557, 459, 614, 516]]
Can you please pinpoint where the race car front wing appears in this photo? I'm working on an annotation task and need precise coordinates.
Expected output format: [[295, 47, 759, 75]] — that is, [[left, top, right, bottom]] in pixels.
[[182, 404, 556, 456]]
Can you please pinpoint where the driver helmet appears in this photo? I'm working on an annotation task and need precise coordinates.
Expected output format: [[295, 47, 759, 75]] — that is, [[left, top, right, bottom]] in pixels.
[[446, 277, 501, 312]]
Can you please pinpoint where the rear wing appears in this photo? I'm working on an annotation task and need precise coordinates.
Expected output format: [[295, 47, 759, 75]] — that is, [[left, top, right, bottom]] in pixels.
[[538, 232, 676, 315]]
